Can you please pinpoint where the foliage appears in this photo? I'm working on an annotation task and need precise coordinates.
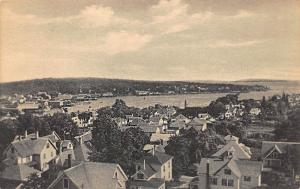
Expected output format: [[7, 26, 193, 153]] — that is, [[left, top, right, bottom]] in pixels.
[[207, 101, 226, 117], [16, 112, 78, 139], [274, 108, 300, 142], [213, 121, 246, 139], [0, 78, 268, 95], [21, 173, 52, 189], [0, 119, 18, 160], [89, 114, 149, 175], [165, 128, 220, 176]]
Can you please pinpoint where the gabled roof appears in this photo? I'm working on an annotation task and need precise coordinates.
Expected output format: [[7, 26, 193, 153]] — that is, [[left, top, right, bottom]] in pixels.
[[129, 178, 165, 188], [11, 137, 56, 157], [0, 163, 41, 181], [212, 140, 251, 160], [74, 131, 92, 143], [73, 141, 94, 161], [261, 141, 300, 158], [142, 151, 173, 166], [175, 114, 188, 120], [48, 162, 127, 189], [150, 133, 173, 142], [188, 118, 206, 126], [197, 158, 262, 178], [224, 135, 239, 143], [169, 120, 186, 129], [149, 116, 162, 123]]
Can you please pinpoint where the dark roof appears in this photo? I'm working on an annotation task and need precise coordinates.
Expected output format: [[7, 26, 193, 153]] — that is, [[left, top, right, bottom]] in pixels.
[[11, 138, 52, 157], [48, 162, 127, 189], [143, 151, 172, 165], [0, 163, 41, 181], [261, 141, 300, 158], [197, 158, 262, 178], [212, 140, 251, 160], [129, 178, 165, 188]]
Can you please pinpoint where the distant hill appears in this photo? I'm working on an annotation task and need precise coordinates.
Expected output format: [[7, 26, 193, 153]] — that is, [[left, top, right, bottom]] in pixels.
[[233, 79, 295, 83], [0, 77, 268, 96]]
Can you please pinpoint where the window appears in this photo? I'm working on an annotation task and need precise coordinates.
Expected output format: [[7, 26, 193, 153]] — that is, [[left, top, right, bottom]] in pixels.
[[224, 169, 231, 175], [222, 179, 234, 187], [51, 151, 53, 157], [137, 173, 144, 179], [26, 156, 31, 162], [244, 176, 251, 182], [210, 178, 218, 185], [44, 153, 46, 159], [163, 165, 165, 172], [222, 179, 227, 186], [228, 179, 234, 186], [46, 143, 50, 148], [63, 178, 69, 189], [168, 161, 171, 168], [137, 165, 141, 171]]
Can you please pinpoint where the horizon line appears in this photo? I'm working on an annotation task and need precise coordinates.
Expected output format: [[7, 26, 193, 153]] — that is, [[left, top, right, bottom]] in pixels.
[[1, 76, 299, 84]]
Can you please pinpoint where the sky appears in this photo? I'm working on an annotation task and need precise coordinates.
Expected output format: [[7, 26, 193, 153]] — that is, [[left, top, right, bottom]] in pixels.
[[1, 0, 300, 82]]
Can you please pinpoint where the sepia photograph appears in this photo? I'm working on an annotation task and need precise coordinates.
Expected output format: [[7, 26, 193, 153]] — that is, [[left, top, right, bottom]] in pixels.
[[0, 0, 300, 188]]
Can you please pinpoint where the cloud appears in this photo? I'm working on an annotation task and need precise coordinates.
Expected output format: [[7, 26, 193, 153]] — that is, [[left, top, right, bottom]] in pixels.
[[99, 31, 152, 55], [209, 40, 265, 48], [76, 5, 140, 28], [149, 0, 213, 34], [1, 5, 139, 29]]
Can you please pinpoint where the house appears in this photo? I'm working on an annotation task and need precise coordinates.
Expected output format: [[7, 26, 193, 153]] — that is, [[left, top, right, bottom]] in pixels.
[[71, 112, 94, 128], [174, 114, 190, 124], [129, 150, 173, 189], [149, 115, 168, 126], [48, 100, 64, 109], [249, 108, 261, 116], [261, 141, 300, 170], [198, 113, 210, 120], [113, 117, 128, 127], [0, 131, 58, 182], [196, 157, 262, 189], [126, 116, 146, 126], [47, 162, 128, 189], [17, 102, 42, 114], [186, 118, 207, 132], [73, 131, 94, 161], [169, 120, 186, 130], [212, 135, 252, 160], [150, 128, 174, 146]]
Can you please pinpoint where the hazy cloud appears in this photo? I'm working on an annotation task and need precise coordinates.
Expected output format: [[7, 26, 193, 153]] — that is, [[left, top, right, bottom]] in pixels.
[[210, 40, 265, 48]]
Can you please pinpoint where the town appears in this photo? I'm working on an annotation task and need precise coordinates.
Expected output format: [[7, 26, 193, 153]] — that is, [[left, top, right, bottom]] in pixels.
[[0, 89, 300, 189]]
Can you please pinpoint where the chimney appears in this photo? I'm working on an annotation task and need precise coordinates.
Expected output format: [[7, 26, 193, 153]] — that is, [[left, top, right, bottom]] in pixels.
[[67, 154, 72, 168], [24, 130, 28, 138], [206, 159, 210, 189], [56, 141, 61, 154], [152, 146, 155, 156], [35, 131, 39, 139], [19, 135, 22, 141], [143, 159, 146, 170]]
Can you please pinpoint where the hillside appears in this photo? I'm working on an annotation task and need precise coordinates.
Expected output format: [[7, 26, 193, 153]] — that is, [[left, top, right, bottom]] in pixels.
[[0, 78, 268, 96]]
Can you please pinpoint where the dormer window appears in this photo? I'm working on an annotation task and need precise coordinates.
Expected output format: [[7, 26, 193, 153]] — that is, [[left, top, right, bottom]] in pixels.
[[137, 173, 144, 180], [63, 178, 69, 189], [224, 169, 231, 175], [244, 176, 251, 182]]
